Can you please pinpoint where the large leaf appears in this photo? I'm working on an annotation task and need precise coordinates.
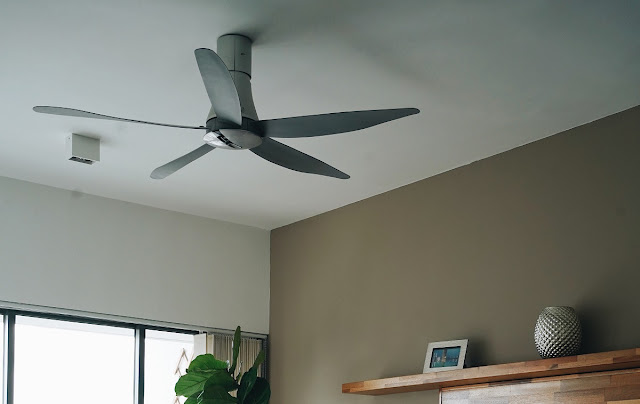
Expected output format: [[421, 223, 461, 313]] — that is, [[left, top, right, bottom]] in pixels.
[[204, 369, 238, 392], [229, 326, 241, 375], [176, 370, 237, 397], [198, 385, 237, 404], [244, 378, 270, 404], [236, 367, 257, 404], [189, 354, 230, 373], [185, 396, 198, 404], [176, 373, 213, 397]]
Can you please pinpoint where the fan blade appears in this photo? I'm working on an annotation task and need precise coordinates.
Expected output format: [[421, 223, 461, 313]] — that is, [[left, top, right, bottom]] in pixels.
[[252, 108, 419, 138], [250, 138, 349, 179], [33, 106, 205, 129], [194, 48, 242, 127], [150, 144, 214, 179]]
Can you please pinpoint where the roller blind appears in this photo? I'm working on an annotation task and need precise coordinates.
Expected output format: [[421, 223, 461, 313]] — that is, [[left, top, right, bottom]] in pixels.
[[193, 333, 266, 378]]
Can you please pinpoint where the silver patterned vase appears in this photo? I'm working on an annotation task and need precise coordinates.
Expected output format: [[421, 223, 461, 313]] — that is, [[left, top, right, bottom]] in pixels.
[[534, 306, 582, 359]]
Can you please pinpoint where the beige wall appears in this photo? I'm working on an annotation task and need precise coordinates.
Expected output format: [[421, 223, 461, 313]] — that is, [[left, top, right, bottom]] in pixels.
[[0, 176, 270, 334], [269, 106, 640, 404]]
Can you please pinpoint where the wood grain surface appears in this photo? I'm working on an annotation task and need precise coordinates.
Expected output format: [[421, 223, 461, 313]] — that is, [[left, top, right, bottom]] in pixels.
[[441, 368, 640, 404], [342, 348, 640, 395]]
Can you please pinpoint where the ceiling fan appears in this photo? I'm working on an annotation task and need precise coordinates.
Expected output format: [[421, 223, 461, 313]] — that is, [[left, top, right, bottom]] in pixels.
[[33, 34, 419, 180]]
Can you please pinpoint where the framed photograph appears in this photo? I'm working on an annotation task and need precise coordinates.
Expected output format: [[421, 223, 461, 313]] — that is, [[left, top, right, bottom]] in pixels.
[[423, 339, 468, 373]]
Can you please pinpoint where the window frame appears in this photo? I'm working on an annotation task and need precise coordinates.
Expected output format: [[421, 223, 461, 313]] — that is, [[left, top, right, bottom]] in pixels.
[[0, 308, 267, 404]]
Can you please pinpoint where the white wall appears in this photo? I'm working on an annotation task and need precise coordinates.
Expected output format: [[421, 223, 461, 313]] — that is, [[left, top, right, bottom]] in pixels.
[[0, 176, 270, 334]]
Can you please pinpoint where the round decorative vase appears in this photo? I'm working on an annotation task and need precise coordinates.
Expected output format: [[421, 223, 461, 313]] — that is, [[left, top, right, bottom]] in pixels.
[[534, 306, 582, 359]]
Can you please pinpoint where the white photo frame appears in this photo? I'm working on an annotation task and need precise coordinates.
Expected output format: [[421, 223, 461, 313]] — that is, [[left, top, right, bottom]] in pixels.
[[423, 339, 468, 373]]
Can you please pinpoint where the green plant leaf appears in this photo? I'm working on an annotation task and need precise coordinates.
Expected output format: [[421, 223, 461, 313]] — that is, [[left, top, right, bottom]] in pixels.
[[200, 398, 237, 404], [229, 326, 241, 374], [204, 369, 238, 392], [176, 369, 237, 397], [198, 385, 237, 404], [189, 354, 230, 373], [185, 396, 198, 404], [244, 377, 270, 404], [236, 367, 257, 404], [252, 350, 265, 371], [176, 373, 213, 397]]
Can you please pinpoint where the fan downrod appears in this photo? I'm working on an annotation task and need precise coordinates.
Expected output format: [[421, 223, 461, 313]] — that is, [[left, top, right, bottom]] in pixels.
[[203, 34, 262, 150]]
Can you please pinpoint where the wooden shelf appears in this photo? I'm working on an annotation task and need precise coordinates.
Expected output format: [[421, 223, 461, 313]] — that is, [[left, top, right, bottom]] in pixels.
[[342, 348, 640, 396]]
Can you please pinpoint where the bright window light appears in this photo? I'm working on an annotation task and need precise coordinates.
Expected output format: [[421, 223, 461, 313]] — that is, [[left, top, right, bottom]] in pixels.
[[145, 330, 194, 404], [14, 316, 135, 404]]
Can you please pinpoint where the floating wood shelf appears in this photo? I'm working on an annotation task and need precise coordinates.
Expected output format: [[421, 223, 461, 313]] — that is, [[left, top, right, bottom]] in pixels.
[[342, 348, 640, 396]]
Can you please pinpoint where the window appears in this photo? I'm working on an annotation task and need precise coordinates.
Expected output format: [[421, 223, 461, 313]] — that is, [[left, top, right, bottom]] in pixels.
[[0, 310, 266, 404], [144, 330, 194, 404], [13, 316, 135, 404]]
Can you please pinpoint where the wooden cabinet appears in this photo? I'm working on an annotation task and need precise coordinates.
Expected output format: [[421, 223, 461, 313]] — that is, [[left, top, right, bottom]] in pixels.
[[441, 368, 640, 404]]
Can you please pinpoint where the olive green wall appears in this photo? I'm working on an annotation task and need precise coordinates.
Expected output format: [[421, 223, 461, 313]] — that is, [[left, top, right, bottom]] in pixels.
[[269, 105, 640, 404]]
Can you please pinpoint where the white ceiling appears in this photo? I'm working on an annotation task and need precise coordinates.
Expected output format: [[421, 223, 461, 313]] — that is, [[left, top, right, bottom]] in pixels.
[[1, 0, 639, 229]]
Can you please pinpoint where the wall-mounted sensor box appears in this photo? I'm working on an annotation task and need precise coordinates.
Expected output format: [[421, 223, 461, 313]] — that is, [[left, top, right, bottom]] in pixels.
[[66, 134, 100, 164]]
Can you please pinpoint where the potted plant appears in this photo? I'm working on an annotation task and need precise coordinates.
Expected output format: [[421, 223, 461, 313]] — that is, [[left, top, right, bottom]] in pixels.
[[175, 326, 270, 404]]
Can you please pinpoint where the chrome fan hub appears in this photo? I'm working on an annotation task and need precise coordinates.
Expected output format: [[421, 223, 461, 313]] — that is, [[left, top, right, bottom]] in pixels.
[[203, 129, 262, 150]]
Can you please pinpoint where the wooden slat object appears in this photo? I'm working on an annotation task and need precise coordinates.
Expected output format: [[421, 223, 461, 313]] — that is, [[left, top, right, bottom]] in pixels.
[[342, 348, 640, 396], [440, 368, 640, 404]]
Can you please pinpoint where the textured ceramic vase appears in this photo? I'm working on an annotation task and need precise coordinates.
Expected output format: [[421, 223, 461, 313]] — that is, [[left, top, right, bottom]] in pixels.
[[534, 306, 582, 359]]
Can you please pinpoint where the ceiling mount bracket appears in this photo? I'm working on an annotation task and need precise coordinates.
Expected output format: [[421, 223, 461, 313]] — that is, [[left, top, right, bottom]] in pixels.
[[217, 34, 252, 78]]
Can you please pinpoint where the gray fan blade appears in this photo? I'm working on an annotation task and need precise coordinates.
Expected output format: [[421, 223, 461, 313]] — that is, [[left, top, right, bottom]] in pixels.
[[194, 48, 242, 127], [250, 138, 349, 179], [33, 106, 205, 129], [252, 108, 419, 138], [150, 144, 214, 179]]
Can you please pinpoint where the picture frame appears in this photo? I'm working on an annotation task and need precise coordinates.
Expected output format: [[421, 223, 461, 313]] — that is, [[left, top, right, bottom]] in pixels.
[[423, 339, 468, 373]]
